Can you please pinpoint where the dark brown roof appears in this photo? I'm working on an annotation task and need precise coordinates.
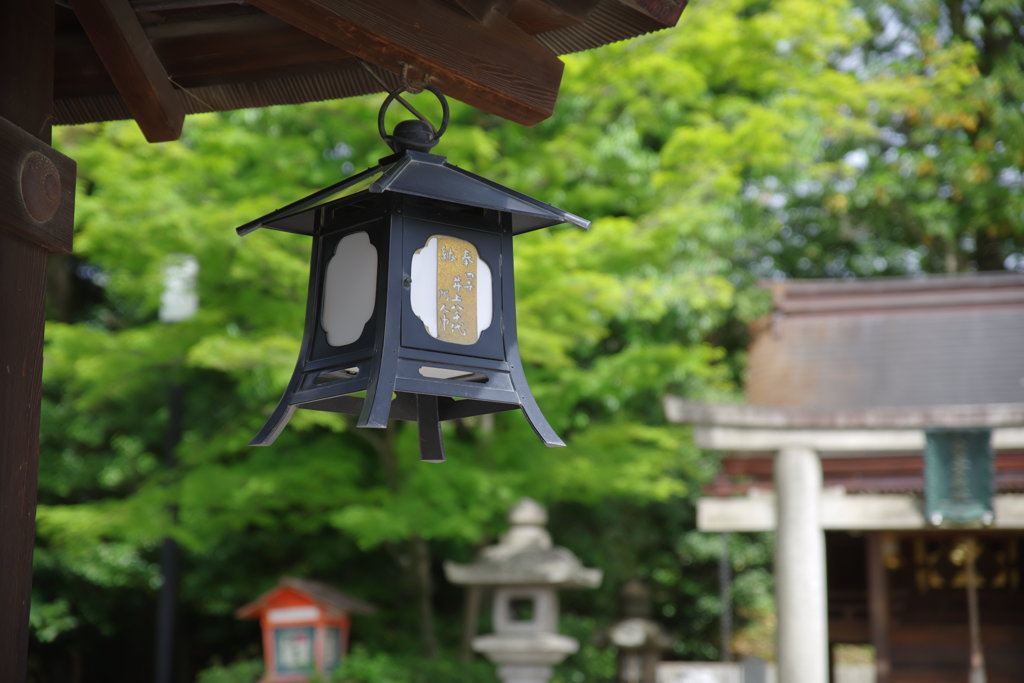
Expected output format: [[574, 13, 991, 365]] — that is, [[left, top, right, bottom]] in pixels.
[[746, 273, 1024, 410], [236, 576, 377, 618], [54, 0, 688, 139]]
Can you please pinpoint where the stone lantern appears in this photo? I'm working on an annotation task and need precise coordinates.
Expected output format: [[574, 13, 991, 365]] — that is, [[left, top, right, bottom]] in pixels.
[[598, 580, 673, 683], [444, 498, 601, 683]]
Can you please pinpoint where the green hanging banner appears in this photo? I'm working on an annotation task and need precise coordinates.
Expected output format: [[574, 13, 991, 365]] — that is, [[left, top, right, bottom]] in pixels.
[[924, 428, 994, 526]]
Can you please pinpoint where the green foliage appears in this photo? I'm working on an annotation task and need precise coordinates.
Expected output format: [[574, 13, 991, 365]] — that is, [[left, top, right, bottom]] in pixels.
[[195, 659, 264, 683], [28, 599, 78, 644], [29, 0, 1022, 679], [551, 615, 618, 683], [330, 647, 498, 683], [190, 649, 504, 683]]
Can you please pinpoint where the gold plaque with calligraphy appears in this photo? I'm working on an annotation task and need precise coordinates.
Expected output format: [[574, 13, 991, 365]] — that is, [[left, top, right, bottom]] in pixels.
[[435, 235, 479, 344]]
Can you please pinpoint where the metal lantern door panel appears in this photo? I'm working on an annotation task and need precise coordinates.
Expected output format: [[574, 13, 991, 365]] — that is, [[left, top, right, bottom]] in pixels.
[[399, 204, 505, 361], [236, 90, 587, 462], [246, 204, 395, 449]]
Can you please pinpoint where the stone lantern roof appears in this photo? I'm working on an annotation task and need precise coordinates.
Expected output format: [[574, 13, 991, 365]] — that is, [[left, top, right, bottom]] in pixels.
[[599, 580, 673, 650], [445, 498, 602, 588]]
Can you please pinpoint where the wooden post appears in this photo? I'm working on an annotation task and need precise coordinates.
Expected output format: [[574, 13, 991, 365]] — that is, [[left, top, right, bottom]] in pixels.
[[965, 538, 986, 683], [719, 532, 732, 661], [866, 533, 891, 683], [0, 1, 75, 680]]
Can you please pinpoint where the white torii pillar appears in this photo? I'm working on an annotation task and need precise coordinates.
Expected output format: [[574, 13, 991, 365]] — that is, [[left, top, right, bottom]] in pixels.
[[775, 447, 828, 683]]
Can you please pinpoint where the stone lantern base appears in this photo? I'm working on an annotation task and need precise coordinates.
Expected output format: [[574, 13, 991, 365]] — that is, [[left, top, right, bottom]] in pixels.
[[496, 665, 559, 683], [473, 633, 579, 683]]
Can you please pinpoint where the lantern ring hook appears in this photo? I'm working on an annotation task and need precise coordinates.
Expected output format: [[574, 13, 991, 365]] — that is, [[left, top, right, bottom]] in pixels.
[[400, 63, 430, 93], [377, 86, 450, 153]]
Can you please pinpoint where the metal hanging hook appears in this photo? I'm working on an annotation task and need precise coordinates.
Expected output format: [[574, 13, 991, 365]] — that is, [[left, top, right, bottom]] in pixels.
[[377, 86, 450, 154], [400, 63, 430, 93]]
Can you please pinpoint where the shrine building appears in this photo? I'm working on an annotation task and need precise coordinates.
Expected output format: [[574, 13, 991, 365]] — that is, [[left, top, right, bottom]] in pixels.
[[666, 273, 1024, 683]]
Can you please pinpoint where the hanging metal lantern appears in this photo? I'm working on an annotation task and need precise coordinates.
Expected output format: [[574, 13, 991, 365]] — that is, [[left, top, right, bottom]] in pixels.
[[236, 87, 588, 461]]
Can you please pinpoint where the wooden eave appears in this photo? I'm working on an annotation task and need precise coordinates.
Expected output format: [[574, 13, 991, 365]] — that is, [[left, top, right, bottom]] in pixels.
[[664, 400, 1024, 497], [704, 450, 1024, 497], [53, 0, 688, 140]]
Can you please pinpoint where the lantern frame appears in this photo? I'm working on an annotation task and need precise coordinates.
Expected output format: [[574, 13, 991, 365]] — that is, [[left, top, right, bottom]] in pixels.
[[236, 108, 588, 461]]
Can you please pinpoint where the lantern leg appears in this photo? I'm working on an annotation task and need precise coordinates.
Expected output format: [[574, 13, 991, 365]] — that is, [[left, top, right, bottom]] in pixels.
[[417, 394, 446, 463], [499, 229, 564, 448], [359, 232, 404, 429], [509, 358, 565, 448], [358, 346, 400, 429], [250, 360, 307, 445], [249, 403, 298, 446]]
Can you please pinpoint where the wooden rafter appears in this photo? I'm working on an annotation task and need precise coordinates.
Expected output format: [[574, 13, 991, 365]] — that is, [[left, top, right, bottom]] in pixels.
[[534, 0, 603, 16], [507, 0, 598, 33], [57, 14, 358, 96], [72, 0, 184, 142], [618, 0, 688, 26], [449, 0, 516, 22], [247, 0, 564, 126]]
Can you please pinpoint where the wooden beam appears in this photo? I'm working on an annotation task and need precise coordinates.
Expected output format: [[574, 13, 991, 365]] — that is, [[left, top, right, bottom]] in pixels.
[[867, 533, 892, 683], [616, 0, 688, 27], [535, 0, 603, 16], [72, 0, 185, 142], [665, 398, 1024, 431], [0, 0, 73, 679], [507, 0, 596, 33], [58, 14, 358, 96], [450, 0, 516, 22], [691, 425, 1024, 453], [247, 0, 564, 126], [0, 117, 76, 253], [153, 15, 354, 89], [699, 493, 1024, 532]]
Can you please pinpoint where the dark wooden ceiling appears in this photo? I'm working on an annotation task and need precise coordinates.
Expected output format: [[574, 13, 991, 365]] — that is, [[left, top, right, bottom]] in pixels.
[[54, 0, 688, 142]]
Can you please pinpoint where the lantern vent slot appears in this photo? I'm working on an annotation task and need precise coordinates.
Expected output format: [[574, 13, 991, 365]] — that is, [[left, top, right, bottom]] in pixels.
[[329, 198, 377, 219], [316, 367, 361, 384], [407, 196, 488, 219], [418, 366, 488, 383], [451, 204, 487, 218]]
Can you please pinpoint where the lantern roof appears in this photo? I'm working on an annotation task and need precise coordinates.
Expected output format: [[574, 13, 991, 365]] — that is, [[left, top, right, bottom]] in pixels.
[[596, 580, 673, 650], [235, 149, 589, 238], [236, 576, 377, 619], [600, 618, 674, 650], [444, 498, 602, 588]]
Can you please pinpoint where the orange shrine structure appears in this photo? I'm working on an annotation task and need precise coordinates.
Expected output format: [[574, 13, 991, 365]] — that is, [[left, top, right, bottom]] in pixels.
[[237, 577, 376, 681]]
